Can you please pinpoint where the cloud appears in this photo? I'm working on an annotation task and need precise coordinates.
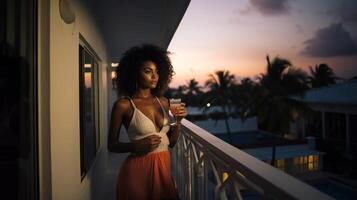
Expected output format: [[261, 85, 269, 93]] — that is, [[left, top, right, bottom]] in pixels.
[[238, 7, 253, 15], [301, 23, 357, 57], [249, 0, 290, 16], [331, 1, 357, 25], [295, 24, 304, 34], [327, 1, 357, 39], [228, 17, 241, 25]]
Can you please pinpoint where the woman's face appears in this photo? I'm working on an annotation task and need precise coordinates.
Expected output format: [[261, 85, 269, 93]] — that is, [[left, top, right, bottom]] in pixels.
[[138, 60, 159, 89]]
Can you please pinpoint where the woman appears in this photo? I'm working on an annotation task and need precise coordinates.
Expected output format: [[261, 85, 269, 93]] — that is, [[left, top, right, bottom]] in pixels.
[[108, 44, 187, 200]]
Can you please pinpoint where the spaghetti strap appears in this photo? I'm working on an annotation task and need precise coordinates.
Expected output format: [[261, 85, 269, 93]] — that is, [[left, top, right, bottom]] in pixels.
[[155, 97, 163, 108], [127, 97, 137, 109], [155, 97, 167, 116]]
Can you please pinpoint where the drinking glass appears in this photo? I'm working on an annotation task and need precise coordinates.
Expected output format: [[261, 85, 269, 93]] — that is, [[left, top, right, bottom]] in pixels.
[[169, 98, 181, 125]]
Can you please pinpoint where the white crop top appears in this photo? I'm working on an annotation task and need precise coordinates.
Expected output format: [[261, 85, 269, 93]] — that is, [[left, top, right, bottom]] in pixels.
[[126, 97, 171, 154]]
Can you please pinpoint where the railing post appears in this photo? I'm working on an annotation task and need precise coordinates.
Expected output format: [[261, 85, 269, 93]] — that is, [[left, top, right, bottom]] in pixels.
[[185, 144, 192, 200], [195, 151, 205, 200], [203, 151, 208, 200]]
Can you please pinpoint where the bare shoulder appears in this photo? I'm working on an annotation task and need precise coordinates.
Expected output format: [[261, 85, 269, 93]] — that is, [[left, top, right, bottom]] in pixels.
[[158, 96, 169, 110], [112, 98, 132, 114]]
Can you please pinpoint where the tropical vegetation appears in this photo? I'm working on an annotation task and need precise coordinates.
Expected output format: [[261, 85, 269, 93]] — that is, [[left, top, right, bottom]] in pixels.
[[168, 56, 342, 143]]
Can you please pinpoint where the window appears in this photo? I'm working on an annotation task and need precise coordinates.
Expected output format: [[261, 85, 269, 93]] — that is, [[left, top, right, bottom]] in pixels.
[[305, 111, 322, 138], [0, 0, 38, 198], [293, 155, 319, 173], [275, 159, 285, 171], [79, 39, 100, 179], [326, 112, 346, 140], [307, 155, 319, 171]]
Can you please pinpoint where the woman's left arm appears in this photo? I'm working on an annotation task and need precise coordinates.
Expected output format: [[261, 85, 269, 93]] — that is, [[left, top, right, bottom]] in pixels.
[[159, 97, 187, 148]]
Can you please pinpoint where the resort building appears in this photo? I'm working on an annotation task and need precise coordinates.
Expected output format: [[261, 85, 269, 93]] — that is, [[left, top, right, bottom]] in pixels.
[[291, 80, 357, 158], [192, 119, 325, 176]]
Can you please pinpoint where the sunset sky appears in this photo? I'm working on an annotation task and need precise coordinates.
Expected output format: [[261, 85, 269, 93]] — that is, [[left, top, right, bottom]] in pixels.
[[168, 0, 357, 87]]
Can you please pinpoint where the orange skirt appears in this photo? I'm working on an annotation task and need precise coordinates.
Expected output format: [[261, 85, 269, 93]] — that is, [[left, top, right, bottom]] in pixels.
[[117, 150, 179, 200]]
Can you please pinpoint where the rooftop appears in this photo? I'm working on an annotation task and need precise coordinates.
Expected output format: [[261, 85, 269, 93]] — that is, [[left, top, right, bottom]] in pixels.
[[294, 79, 357, 106], [213, 130, 306, 149]]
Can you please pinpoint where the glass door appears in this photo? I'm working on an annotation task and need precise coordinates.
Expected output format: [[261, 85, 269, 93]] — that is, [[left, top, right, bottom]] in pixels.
[[0, 0, 38, 199]]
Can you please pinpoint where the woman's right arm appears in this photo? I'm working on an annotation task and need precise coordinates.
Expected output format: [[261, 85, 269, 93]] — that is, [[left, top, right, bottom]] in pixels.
[[107, 100, 136, 153]]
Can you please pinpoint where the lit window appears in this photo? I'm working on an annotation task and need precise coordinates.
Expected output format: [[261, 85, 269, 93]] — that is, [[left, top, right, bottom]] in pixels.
[[293, 155, 319, 173], [275, 159, 285, 171], [308, 155, 319, 171]]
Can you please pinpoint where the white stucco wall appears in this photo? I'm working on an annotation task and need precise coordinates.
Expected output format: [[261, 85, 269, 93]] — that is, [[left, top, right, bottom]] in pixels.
[[42, 0, 110, 199]]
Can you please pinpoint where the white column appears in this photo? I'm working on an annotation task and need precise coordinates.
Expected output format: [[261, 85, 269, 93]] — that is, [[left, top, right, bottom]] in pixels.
[[322, 111, 326, 139], [346, 113, 350, 154]]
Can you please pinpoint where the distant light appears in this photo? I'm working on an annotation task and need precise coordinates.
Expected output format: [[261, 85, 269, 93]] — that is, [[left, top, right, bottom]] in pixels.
[[222, 172, 229, 182], [111, 62, 119, 67], [111, 71, 116, 79], [84, 72, 91, 88], [206, 103, 211, 108], [84, 64, 91, 68]]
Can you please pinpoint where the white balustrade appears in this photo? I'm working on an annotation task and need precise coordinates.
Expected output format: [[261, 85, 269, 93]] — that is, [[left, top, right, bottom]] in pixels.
[[171, 119, 333, 200]]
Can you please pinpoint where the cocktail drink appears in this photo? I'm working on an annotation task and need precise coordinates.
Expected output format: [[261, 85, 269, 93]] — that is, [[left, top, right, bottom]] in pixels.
[[169, 98, 181, 124]]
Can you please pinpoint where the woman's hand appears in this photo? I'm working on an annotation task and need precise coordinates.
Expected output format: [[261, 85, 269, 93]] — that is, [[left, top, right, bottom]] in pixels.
[[132, 135, 162, 153], [175, 103, 187, 124], [167, 102, 187, 148]]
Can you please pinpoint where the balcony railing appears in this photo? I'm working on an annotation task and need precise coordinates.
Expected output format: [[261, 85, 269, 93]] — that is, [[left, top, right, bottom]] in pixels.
[[171, 119, 333, 200]]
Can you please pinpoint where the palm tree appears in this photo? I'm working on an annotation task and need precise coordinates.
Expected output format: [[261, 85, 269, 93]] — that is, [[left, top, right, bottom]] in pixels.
[[173, 85, 186, 98], [231, 78, 263, 121], [256, 56, 310, 166], [308, 64, 339, 88], [185, 78, 202, 96], [205, 70, 235, 143], [184, 78, 202, 106], [257, 56, 309, 136]]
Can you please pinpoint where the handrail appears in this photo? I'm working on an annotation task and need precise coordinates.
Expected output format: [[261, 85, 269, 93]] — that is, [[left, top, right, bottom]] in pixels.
[[171, 119, 334, 200]]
